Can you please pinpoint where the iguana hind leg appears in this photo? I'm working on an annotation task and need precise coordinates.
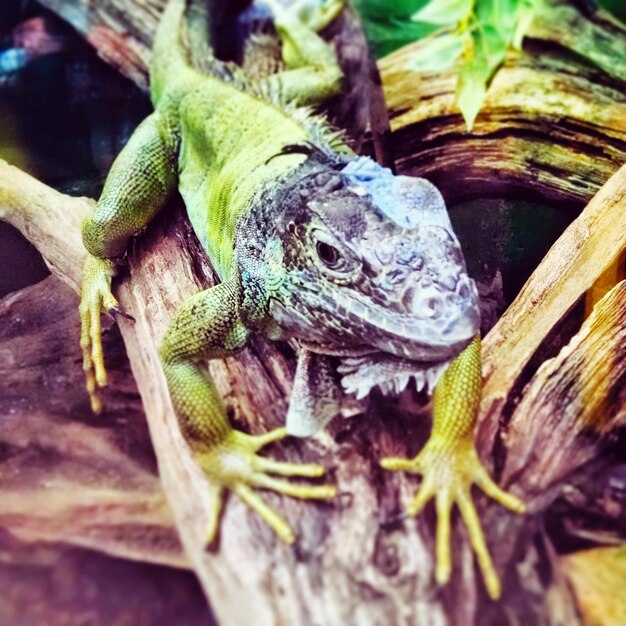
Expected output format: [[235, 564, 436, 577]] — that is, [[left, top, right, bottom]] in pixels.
[[160, 280, 336, 544], [381, 337, 525, 599], [263, 0, 344, 106]]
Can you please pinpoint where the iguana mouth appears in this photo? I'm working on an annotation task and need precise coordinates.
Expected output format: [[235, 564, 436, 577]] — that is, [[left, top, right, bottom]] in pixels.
[[299, 339, 376, 358], [336, 352, 451, 400], [299, 339, 451, 400]]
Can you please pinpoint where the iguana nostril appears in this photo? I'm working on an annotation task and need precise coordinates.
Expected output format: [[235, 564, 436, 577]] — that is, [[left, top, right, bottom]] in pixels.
[[423, 295, 443, 318], [407, 289, 444, 319]]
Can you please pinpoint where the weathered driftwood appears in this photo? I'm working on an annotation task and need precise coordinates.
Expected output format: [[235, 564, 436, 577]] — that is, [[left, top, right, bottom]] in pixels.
[[0, 275, 187, 570], [1, 1, 626, 625], [2, 158, 625, 626], [379, 0, 626, 209], [477, 161, 626, 446], [562, 545, 626, 626], [0, 530, 211, 626]]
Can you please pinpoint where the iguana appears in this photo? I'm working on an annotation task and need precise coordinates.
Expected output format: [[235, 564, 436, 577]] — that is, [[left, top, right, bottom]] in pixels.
[[79, 0, 524, 600]]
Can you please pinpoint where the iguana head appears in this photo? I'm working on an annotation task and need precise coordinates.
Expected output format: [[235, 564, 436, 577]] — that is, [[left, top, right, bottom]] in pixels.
[[238, 152, 479, 371]]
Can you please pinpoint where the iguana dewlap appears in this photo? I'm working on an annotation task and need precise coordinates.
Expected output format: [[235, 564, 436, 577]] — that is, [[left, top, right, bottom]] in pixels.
[[78, 0, 524, 600]]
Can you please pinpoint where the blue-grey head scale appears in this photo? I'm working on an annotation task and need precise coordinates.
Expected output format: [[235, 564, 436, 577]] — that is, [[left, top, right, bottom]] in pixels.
[[238, 151, 480, 393]]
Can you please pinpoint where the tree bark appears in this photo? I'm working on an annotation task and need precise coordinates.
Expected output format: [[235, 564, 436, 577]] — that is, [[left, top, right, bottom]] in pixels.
[[378, 0, 626, 210], [2, 1, 626, 625]]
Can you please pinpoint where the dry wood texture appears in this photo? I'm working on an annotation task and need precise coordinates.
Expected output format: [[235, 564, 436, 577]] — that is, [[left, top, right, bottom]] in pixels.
[[2, 153, 625, 626], [379, 0, 626, 208], [1, 1, 625, 625], [0, 275, 187, 569], [0, 531, 211, 626]]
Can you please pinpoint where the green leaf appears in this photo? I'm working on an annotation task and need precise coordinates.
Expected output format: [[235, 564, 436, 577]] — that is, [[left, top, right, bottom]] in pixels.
[[360, 18, 438, 58], [478, 23, 508, 68], [455, 19, 507, 131], [352, 0, 439, 57], [456, 44, 490, 130], [512, 0, 537, 49], [353, 0, 429, 20], [411, 0, 474, 25], [476, 0, 520, 40], [454, 0, 535, 130], [406, 31, 467, 72]]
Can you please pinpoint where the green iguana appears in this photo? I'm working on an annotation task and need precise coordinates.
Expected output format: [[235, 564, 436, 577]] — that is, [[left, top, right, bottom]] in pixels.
[[79, 0, 524, 600]]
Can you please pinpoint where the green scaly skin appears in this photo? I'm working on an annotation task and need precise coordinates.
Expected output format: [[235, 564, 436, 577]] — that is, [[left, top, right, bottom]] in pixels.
[[78, 0, 523, 599]]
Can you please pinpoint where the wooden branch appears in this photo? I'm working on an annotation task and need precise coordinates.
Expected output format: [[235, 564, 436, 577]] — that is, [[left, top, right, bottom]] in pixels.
[[378, 0, 626, 208], [502, 279, 626, 496], [0, 163, 91, 291], [0, 273, 187, 570], [2, 1, 625, 624], [562, 545, 626, 626], [0, 532, 211, 626], [39, 0, 155, 89], [478, 163, 626, 446], [2, 149, 625, 626]]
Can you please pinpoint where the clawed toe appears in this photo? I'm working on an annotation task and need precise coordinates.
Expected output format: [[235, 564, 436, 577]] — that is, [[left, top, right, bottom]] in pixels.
[[198, 429, 336, 545], [79, 256, 119, 414], [380, 443, 524, 599]]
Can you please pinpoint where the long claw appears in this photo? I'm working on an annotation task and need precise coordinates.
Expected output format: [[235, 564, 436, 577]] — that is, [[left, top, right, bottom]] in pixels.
[[247, 427, 289, 450], [253, 456, 325, 477], [110, 305, 135, 321], [205, 486, 224, 545], [198, 428, 335, 544], [90, 391, 102, 415], [477, 470, 526, 513], [457, 491, 500, 600], [435, 491, 453, 585], [79, 256, 118, 414], [234, 483, 295, 544], [380, 456, 416, 472], [90, 299, 107, 388], [252, 474, 336, 499], [406, 478, 435, 517], [380, 441, 524, 599]]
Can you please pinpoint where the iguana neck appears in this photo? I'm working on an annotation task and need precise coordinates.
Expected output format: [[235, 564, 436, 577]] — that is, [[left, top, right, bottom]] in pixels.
[[235, 149, 353, 335]]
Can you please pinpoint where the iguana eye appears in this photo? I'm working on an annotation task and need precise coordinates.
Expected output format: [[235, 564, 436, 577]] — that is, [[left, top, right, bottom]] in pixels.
[[316, 241, 342, 269]]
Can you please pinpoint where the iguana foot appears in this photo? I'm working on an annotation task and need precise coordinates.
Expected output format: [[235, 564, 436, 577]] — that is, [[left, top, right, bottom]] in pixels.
[[200, 427, 336, 544], [381, 441, 524, 599], [263, 0, 344, 32], [79, 255, 119, 414], [293, 0, 345, 31]]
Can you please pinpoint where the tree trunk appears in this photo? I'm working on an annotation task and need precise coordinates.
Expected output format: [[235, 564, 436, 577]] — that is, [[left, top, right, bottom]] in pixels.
[[1, 1, 625, 625]]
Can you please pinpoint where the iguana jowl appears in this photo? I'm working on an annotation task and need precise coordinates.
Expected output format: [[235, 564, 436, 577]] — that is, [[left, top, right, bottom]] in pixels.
[[79, 0, 524, 600]]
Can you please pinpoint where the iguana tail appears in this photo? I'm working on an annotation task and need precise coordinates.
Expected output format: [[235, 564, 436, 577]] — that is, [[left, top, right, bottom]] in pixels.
[[150, 0, 197, 105], [151, 0, 231, 106]]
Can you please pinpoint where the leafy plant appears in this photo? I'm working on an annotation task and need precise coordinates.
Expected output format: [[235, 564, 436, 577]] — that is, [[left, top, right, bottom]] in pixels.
[[407, 0, 541, 130], [352, 0, 439, 57]]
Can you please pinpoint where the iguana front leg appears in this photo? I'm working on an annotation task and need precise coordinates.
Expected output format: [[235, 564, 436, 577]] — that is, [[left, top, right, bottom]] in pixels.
[[160, 280, 336, 544], [80, 110, 177, 413], [381, 337, 525, 599]]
